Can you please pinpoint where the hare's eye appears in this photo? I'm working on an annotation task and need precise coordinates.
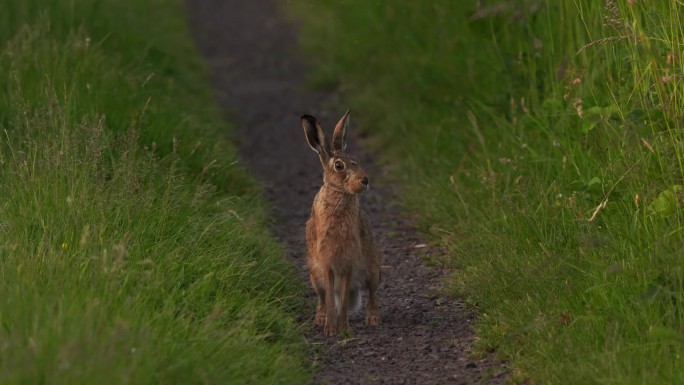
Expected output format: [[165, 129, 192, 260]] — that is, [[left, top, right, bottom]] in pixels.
[[334, 160, 345, 171]]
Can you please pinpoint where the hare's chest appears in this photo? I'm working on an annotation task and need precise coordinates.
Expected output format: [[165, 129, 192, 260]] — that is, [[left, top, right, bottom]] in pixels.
[[317, 226, 363, 258]]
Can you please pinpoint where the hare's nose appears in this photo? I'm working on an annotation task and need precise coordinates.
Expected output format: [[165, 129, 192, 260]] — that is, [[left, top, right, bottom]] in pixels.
[[361, 177, 370, 187]]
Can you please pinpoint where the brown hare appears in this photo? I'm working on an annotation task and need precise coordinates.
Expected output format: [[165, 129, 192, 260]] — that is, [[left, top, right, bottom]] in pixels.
[[301, 110, 381, 337]]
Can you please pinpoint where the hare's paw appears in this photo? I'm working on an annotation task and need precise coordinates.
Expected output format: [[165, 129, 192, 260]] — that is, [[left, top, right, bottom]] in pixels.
[[324, 313, 338, 336], [324, 323, 338, 337], [314, 309, 326, 327], [365, 312, 381, 326]]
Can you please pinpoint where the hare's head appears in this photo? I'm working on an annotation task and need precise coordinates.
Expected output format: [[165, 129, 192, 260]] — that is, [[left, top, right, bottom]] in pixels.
[[301, 110, 369, 194]]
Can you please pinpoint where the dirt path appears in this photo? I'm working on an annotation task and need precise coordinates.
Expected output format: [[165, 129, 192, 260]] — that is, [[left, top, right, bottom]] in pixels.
[[186, 1, 507, 384]]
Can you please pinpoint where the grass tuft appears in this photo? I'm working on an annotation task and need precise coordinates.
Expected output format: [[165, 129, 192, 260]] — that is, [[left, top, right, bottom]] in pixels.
[[0, 1, 308, 383]]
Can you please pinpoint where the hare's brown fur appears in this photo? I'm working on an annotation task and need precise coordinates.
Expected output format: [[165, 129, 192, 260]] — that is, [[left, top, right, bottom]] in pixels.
[[302, 111, 381, 336]]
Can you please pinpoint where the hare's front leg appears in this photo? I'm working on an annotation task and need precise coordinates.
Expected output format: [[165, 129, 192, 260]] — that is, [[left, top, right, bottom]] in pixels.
[[336, 272, 351, 333], [323, 268, 338, 336], [365, 268, 381, 326], [310, 273, 326, 327]]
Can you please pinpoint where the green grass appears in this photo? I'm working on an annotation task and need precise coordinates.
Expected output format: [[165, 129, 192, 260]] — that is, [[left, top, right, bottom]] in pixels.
[[0, 1, 308, 384], [289, 1, 684, 383]]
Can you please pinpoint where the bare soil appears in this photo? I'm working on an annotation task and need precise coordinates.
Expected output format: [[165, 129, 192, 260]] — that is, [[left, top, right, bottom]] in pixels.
[[186, 1, 508, 383]]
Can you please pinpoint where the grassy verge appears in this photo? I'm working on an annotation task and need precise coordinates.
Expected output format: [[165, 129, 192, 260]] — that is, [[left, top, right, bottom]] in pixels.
[[0, 1, 307, 384], [289, 1, 684, 383]]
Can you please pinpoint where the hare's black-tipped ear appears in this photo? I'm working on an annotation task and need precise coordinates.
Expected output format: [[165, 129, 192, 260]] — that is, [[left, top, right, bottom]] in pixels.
[[332, 110, 350, 152], [301, 114, 330, 163]]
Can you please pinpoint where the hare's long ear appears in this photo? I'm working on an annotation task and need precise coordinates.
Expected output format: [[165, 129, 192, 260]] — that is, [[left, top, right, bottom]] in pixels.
[[302, 114, 330, 164], [332, 110, 350, 152]]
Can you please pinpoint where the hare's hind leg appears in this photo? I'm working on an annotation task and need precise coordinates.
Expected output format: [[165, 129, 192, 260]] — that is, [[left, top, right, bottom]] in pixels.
[[365, 268, 381, 326], [310, 272, 326, 327]]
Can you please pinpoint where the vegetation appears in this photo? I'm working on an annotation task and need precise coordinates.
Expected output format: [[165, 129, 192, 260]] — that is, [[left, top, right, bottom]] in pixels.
[[0, 1, 308, 384], [290, 0, 684, 383]]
